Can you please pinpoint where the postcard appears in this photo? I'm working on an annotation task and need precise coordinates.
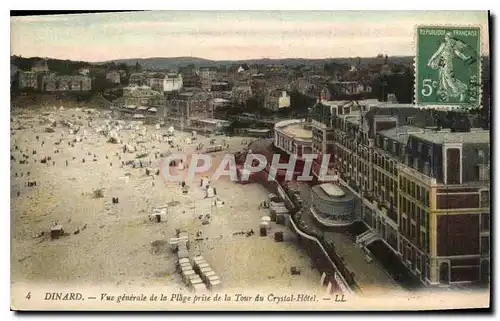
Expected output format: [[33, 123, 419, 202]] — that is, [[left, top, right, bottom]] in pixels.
[[10, 10, 490, 311]]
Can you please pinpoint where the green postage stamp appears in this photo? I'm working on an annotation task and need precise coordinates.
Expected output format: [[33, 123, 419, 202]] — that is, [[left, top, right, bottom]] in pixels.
[[416, 26, 482, 107]]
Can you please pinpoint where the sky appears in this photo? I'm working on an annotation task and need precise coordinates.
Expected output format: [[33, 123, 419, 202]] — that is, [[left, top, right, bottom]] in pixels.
[[10, 11, 489, 62]]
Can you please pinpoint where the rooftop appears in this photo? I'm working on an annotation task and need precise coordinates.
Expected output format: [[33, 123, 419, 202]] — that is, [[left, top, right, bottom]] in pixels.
[[197, 118, 230, 125], [379, 125, 425, 144], [320, 183, 345, 197], [275, 119, 312, 140], [311, 183, 355, 203], [410, 130, 490, 145], [282, 124, 313, 140]]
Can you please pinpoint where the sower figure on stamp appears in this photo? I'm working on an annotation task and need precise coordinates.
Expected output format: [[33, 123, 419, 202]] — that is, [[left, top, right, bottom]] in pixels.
[[427, 32, 475, 102]]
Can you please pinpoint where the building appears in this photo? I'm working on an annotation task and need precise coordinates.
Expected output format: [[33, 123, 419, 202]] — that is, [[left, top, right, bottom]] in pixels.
[[41, 75, 92, 92], [178, 66, 201, 88], [265, 89, 291, 111], [292, 78, 312, 96], [106, 70, 121, 84], [163, 89, 212, 126], [310, 99, 490, 287], [310, 183, 358, 227], [199, 67, 218, 91], [320, 81, 371, 101], [31, 60, 49, 73], [212, 98, 231, 110], [129, 73, 146, 86], [396, 129, 490, 286], [163, 73, 183, 94], [145, 72, 166, 92], [274, 119, 313, 157], [211, 81, 230, 92], [123, 85, 165, 107], [18, 71, 38, 90], [189, 118, 230, 133], [11, 64, 19, 84], [231, 82, 253, 105], [78, 68, 90, 77]]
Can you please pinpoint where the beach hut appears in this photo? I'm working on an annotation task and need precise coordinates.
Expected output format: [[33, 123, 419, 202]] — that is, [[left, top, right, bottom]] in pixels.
[[189, 275, 204, 288], [259, 221, 269, 236], [195, 262, 210, 273], [199, 266, 212, 276], [207, 275, 222, 291], [201, 270, 216, 283], [192, 256, 205, 265], [181, 269, 196, 285], [192, 283, 208, 293]]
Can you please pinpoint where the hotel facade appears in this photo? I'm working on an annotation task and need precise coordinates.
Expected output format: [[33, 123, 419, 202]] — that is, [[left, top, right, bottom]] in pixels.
[[278, 99, 491, 287]]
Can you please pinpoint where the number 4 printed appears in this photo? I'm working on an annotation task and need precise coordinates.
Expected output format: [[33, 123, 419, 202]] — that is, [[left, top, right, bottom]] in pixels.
[[26, 292, 31, 300]]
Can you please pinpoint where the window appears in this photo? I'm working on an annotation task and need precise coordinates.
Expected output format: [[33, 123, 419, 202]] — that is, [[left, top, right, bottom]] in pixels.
[[421, 231, 427, 251], [481, 214, 490, 232], [406, 116, 414, 125], [424, 162, 431, 176], [411, 222, 416, 238], [477, 165, 490, 181], [413, 157, 419, 169], [477, 149, 484, 158], [421, 210, 427, 227], [417, 142, 422, 153], [383, 138, 388, 150], [480, 236, 489, 256], [480, 190, 490, 208]]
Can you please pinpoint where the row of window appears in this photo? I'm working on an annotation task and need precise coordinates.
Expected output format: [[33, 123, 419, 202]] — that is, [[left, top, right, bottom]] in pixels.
[[400, 238, 430, 281], [399, 176, 430, 207], [400, 195, 429, 228]]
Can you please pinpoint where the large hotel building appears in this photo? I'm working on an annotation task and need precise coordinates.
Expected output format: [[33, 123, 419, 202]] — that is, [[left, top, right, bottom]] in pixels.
[[273, 99, 490, 287]]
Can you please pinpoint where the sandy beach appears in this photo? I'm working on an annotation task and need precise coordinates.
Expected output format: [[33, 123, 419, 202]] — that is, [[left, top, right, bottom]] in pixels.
[[10, 106, 321, 293]]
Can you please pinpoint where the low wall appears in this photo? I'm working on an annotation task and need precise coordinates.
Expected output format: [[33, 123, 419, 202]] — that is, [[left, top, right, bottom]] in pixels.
[[249, 170, 355, 295]]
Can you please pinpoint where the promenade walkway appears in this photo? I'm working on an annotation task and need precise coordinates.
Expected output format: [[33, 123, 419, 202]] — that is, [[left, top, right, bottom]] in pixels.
[[295, 182, 404, 296]]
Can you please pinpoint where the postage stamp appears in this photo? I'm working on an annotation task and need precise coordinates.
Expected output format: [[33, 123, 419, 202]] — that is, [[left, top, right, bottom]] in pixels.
[[415, 26, 482, 107]]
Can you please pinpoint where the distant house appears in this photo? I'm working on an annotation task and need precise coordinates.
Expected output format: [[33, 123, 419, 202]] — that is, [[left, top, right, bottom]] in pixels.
[[320, 81, 368, 100], [199, 67, 218, 91], [292, 78, 311, 95], [146, 72, 166, 92], [18, 71, 38, 90], [129, 73, 146, 86], [105, 70, 121, 84], [231, 82, 253, 105], [11, 64, 19, 84], [211, 81, 230, 92], [78, 68, 90, 77], [163, 73, 183, 93], [31, 60, 49, 73], [178, 66, 201, 88], [163, 89, 212, 124], [41, 75, 92, 92], [265, 89, 290, 111], [237, 64, 250, 73], [118, 70, 127, 78], [123, 85, 164, 107]]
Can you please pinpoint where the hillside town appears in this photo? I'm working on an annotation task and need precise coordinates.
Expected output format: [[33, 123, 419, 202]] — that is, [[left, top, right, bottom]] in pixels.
[[10, 12, 491, 309]]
